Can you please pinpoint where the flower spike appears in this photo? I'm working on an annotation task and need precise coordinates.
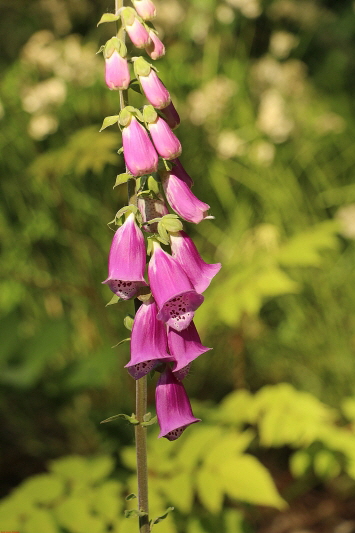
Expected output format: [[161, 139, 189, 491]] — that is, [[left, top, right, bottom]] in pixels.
[[156, 365, 201, 440]]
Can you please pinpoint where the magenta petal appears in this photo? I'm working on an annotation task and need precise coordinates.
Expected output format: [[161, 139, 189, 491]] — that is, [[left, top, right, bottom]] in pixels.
[[161, 171, 210, 224], [170, 231, 221, 293], [148, 242, 204, 331], [122, 116, 158, 176], [171, 158, 193, 187], [145, 30, 165, 60], [161, 102, 180, 130], [148, 117, 182, 160], [140, 70, 171, 109], [156, 365, 201, 440], [168, 321, 211, 376], [103, 213, 148, 299], [125, 299, 171, 379], [105, 51, 130, 90]]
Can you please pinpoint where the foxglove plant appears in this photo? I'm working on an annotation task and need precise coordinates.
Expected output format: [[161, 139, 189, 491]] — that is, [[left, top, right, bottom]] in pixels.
[[98, 0, 220, 529]]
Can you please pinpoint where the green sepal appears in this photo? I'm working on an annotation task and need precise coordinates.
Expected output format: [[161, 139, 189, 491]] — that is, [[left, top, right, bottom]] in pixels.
[[115, 204, 138, 223], [112, 337, 130, 348], [124, 315, 134, 331], [150, 507, 174, 527], [100, 115, 120, 132], [104, 36, 127, 59], [119, 106, 144, 126], [114, 173, 131, 188], [106, 294, 121, 306], [97, 12, 120, 26], [96, 45, 105, 54], [143, 105, 158, 124], [117, 147, 124, 155], [160, 214, 183, 233], [125, 493, 137, 501], [142, 415, 157, 427], [100, 413, 139, 424], [121, 7, 136, 27], [133, 56, 152, 78], [148, 174, 160, 193], [125, 509, 149, 519], [157, 223, 170, 245]]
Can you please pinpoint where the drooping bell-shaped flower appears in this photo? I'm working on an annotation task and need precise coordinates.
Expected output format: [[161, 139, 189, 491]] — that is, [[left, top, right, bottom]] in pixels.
[[132, 0, 157, 20], [102, 212, 148, 299], [121, 7, 151, 49], [168, 321, 211, 378], [121, 110, 158, 176], [104, 37, 130, 90], [170, 231, 221, 293], [125, 298, 172, 379], [145, 29, 165, 60], [161, 169, 211, 224], [134, 58, 170, 109], [148, 115, 182, 160], [148, 240, 204, 331], [161, 102, 180, 130], [156, 365, 201, 440], [137, 194, 169, 232]]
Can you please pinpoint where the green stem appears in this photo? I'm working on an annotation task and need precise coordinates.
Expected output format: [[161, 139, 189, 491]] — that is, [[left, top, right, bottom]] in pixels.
[[115, 1, 149, 531]]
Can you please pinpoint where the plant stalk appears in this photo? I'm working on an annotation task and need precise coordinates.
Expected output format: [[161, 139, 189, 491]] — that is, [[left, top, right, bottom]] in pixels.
[[115, 1, 149, 531]]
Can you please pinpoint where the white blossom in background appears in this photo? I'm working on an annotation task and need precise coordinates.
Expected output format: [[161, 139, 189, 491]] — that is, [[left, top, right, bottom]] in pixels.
[[336, 205, 355, 240], [257, 89, 294, 143], [225, 0, 261, 18], [269, 31, 299, 59]]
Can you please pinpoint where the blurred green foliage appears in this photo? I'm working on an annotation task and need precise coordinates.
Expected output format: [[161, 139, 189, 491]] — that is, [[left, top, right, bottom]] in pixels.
[[1, 0, 355, 530]]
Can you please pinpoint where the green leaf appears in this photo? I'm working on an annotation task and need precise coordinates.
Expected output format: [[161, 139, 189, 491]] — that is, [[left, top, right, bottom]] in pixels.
[[24, 508, 59, 533], [125, 509, 148, 518], [91, 480, 123, 521], [97, 12, 120, 25], [99, 115, 120, 132], [114, 173, 131, 188], [101, 413, 139, 424], [106, 294, 121, 306], [125, 493, 137, 500], [219, 454, 287, 509], [313, 449, 341, 479], [55, 496, 105, 533], [111, 337, 130, 348], [150, 507, 174, 526], [196, 468, 224, 513], [16, 474, 64, 504], [124, 315, 134, 331], [289, 450, 311, 478], [141, 415, 157, 427], [159, 472, 193, 513]]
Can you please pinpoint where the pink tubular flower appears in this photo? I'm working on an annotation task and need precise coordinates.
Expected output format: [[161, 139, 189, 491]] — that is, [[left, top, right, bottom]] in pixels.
[[170, 231, 221, 293], [161, 169, 211, 224], [145, 30, 165, 60], [103, 212, 148, 299], [161, 102, 180, 130], [156, 365, 201, 440], [148, 241, 204, 331], [148, 116, 182, 160], [121, 7, 151, 48], [171, 158, 193, 187], [122, 115, 158, 176], [168, 321, 211, 379], [139, 70, 171, 109], [125, 298, 172, 379], [132, 0, 157, 20], [137, 194, 169, 232], [105, 50, 130, 90]]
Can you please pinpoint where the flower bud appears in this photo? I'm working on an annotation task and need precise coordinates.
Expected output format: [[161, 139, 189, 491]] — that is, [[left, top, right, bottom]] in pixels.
[[134, 58, 171, 109], [147, 114, 182, 160], [121, 7, 151, 49], [145, 30, 165, 60], [161, 102, 180, 130], [121, 113, 159, 176], [104, 38, 130, 90], [132, 0, 157, 20]]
